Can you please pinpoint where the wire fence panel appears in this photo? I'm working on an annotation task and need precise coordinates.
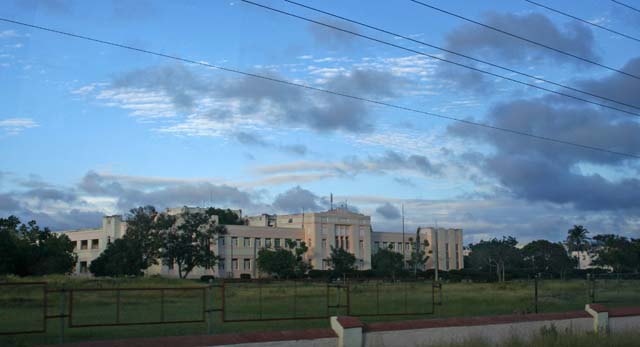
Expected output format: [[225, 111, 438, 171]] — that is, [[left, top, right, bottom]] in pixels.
[[348, 280, 434, 316], [69, 287, 205, 328], [0, 282, 46, 335], [536, 279, 590, 313], [592, 274, 640, 308]]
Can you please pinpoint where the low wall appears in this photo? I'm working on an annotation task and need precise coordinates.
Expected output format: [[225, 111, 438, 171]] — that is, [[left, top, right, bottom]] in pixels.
[[604, 307, 640, 333], [363, 312, 592, 347]]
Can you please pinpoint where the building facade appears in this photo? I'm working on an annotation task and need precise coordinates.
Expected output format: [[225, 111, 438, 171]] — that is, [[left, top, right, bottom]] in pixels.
[[58, 207, 464, 278]]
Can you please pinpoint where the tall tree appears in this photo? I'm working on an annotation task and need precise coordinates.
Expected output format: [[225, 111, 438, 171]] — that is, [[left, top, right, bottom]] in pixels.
[[206, 207, 244, 225], [468, 236, 520, 282], [406, 236, 430, 276], [565, 225, 590, 269], [371, 246, 404, 279], [591, 234, 639, 273], [521, 240, 576, 279], [326, 246, 356, 278], [160, 210, 226, 278], [257, 240, 310, 279]]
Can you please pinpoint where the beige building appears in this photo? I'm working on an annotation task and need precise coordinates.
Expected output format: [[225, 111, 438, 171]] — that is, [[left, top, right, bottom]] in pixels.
[[58, 207, 463, 278]]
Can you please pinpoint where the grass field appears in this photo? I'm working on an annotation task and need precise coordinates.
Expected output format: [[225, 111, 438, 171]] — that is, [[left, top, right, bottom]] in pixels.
[[1, 276, 639, 347]]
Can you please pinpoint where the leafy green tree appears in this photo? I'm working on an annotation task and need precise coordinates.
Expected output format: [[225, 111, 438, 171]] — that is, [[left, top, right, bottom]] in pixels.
[[206, 207, 244, 225], [371, 247, 404, 279], [565, 225, 590, 269], [160, 210, 226, 278], [257, 240, 310, 278], [521, 240, 576, 279], [326, 246, 355, 278], [591, 234, 639, 273], [90, 238, 143, 276], [0, 216, 76, 276], [468, 236, 520, 282], [406, 236, 430, 276]]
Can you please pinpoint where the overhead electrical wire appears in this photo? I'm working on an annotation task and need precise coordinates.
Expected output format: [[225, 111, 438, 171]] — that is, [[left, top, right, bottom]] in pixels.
[[611, 0, 640, 14], [244, 0, 640, 119], [0, 17, 637, 159], [525, 0, 640, 44], [280, 0, 640, 117], [409, 0, 640, 81]]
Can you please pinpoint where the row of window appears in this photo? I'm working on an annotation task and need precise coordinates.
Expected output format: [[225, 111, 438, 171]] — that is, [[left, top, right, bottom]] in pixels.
[[222, 237, 304, 249], [72, 239, 101, 251], [374, 241, 413, 252], [218, 258, 251, 271]]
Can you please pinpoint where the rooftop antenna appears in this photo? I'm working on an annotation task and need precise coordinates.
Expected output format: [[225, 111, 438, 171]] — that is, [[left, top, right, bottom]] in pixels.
[[434, 219, 439, 282], [330, 193, 333, 210]]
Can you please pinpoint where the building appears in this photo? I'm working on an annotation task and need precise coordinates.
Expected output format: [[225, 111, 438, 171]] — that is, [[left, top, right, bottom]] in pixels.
[[58, 207, 464, 278]]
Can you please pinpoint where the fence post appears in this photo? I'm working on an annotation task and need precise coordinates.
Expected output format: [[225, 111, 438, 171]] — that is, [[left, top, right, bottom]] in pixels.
[[116, 289, 121, 324], [534, 275, 539, 314], [293, 280, 297, 318], [207, 281, 213, 334], [376, 282, 380, 315], [59, 287, 66, 344]]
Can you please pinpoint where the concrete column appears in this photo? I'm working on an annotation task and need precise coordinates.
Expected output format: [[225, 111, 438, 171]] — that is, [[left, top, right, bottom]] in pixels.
[[330, 316, 363, 347], [585, 304, 609, 333]]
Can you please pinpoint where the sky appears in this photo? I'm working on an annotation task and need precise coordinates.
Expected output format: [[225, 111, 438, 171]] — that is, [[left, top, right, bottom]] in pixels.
[[1, 0, 639, 244]]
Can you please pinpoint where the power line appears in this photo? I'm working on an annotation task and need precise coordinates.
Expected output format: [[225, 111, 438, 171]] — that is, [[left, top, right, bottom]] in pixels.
[[612, 0, 640, 14], [526, 0, 640, 43], [0, 17, 637, 160], [409, 0, 640, 81], [281, 0, 640, 117], [246, 0, 640, 119]]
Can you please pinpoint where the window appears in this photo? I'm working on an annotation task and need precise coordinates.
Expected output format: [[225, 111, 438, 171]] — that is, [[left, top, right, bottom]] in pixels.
[[359, 240, 364, 251], [244, 258, 251, 270], [374, 241, 380, 251], [107, 236, 111, 244], [72, 241, 77, 250], [285, 238, 292, 248], [308, 238, 311, 247], [295, 239, 302, 246], [274, 238, 281, 248], [91, 239, 99, 250], [405, 242, 410, 252], [232, 258, 238, 270], [389, 242, 394, 251], [80, 261, 88, 273], [219, 259, 225, 270], [265, 238, 272, 248], [243, 237, 251, 247], [80, 240, 88, 250], [322, 239, 326, 249], [255, 238, 261, 248], [232, 237, 238, 247], [219, 236, 225, 246], [322, 259, 328, 270], [382, 242, 388, 250], [335, 236, 339, 247], [288, 218, 293, 223], [345, 236, 349, 250], [455, 244, 460, 269], [445, 243, 450, 271]]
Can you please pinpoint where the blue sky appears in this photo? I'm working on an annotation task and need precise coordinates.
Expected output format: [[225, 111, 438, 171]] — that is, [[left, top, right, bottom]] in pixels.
[[1, 0, 639, 244]]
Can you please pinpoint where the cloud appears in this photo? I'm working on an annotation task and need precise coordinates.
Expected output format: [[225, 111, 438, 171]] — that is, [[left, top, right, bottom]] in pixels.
[[307, 17, 360, 49], [14, 0, 72, 14], [437, 11, 598, 92], [98, 64, 406, 134], [0, 118, 38, 135], [256, 150, 441, 181], [447, 95, 640, 211], [376, 202, 401, 220], [272, 186, 327, 213], [234, 132, 308, 156]]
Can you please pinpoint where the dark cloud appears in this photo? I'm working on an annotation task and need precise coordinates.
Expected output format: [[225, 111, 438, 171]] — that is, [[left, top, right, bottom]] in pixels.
[[393, 177, 416, 187], [437, 11, 598, 92], [448, 93, 640, 211], [111, 64, 405, 133], [272, 186, 327, 213], [376, 202, 400, 220], [0, 193, 21, 212], [234, 132, 308, 156], [577, 57, 640, 110], [23, 188, 77, 203]]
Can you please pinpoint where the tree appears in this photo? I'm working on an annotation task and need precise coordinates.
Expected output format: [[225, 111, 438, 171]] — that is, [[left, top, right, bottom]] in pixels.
[[160, 210, 226, 279], [521, 240, 576, 279], [371, 247, 404, 279], [468, 236, 520, 282], [257, 240, 310, 279], [565, 225, 590, 269], [326, 246, 356, 278], [0, 216, 76, 276], [90, 238, 143, 276], [206, 207, 244, 225], [591, 234, 639, 273], [406, 236, 430, 276]]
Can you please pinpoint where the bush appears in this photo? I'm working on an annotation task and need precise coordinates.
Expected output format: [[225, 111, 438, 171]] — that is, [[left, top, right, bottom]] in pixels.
[[200, 275, 215, 282], [239, 273, 251, 280]]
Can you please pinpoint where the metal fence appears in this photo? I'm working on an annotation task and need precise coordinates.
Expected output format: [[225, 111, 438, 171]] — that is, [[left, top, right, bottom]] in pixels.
[[0, 282, 47, 335], [589, 273, 640, 307]]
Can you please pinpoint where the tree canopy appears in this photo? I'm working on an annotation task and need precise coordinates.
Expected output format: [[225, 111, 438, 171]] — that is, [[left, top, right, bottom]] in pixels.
[[521, 240, 576, 279], [326, 246, 356, 278], [257, 240, 310, 279], [371, 247, 404, 279], [468, 236, 520, 282]]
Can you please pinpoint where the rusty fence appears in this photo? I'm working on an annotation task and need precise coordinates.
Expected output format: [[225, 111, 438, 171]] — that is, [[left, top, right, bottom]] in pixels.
[[0, 279, 439, 338]]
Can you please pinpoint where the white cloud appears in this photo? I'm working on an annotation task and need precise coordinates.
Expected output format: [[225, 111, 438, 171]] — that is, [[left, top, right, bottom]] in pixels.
[[0, 118, 39, 135]]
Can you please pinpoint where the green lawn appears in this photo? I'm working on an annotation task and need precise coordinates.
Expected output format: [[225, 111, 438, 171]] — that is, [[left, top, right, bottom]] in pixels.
[[1, 276, 639, 347]]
